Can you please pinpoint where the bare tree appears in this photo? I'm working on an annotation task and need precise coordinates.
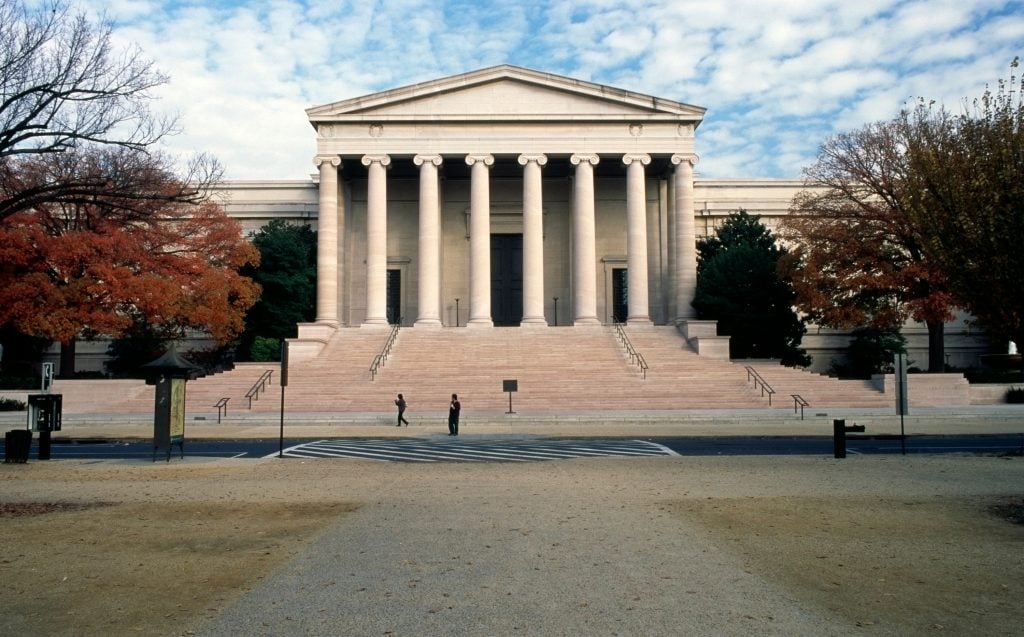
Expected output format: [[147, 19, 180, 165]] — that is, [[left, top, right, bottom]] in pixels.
[[0, 0, 220, 221], [0, 0, 173, 157]]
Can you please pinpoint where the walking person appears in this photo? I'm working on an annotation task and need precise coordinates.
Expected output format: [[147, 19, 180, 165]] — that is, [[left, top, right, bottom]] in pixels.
[[448, 393, 461, 435], [394, 393, 409, 427]]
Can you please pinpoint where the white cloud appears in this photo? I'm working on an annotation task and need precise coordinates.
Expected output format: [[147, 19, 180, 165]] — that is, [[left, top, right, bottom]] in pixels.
[[75, 0, 1024, 179]]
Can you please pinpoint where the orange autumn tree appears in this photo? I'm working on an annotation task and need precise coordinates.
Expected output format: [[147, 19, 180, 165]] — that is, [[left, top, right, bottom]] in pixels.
[[778, 120, 957, 373], [0, 150, 260, 374]]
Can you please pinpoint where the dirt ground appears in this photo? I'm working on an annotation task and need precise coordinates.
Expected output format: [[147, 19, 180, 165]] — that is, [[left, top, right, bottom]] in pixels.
[[1, 454, 1022, 636]]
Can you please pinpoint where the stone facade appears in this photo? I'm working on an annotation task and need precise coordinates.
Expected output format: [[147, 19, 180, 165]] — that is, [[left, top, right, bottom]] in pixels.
[[298, 66, 704, 333], [208, 66, 992, 373], [47, 65, 994, 374]]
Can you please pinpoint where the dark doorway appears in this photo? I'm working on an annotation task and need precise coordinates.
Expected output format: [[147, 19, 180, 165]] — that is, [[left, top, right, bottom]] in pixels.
[[612, 268, 628, 323], [491, 234, 523, 326], [387, 269, 401, 324]]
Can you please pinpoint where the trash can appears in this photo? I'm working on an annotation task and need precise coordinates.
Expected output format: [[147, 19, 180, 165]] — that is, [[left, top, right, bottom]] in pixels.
[[5, 429, 32, 463]]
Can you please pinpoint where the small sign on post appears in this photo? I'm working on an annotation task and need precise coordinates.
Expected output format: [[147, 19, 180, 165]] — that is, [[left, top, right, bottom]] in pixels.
[[894, 354, 909, 416], [279, 340, 288, 458], [41, 362, 54, 393], [503, 379, 518, 414], [894, 353, 908, 455]]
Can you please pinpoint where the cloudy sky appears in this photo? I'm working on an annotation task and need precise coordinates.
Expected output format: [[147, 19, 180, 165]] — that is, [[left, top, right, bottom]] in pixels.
[[87, 0, 1022, 180]]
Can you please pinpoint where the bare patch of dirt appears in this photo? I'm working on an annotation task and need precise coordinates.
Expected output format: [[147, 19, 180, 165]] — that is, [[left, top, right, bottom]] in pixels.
[[675, 495, 1024, 635], [991, 497, 1024, 525], [0, 501, 114, 517], [0, 473, 356, 637], [3, 455, 1023, 635]]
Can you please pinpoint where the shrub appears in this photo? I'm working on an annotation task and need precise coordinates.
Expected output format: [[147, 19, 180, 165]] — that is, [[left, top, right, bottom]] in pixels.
[[249, 337, 282, 362], [1006, 387, 1024, 404], [830, 327, 908, 379], [0, 375, 37, 390], [0, 398, 26, 411]]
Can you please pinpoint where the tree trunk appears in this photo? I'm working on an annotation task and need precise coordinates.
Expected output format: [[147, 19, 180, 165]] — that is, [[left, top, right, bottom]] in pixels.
[[59, 339, 76, 377], [926, 320, 945, 373]]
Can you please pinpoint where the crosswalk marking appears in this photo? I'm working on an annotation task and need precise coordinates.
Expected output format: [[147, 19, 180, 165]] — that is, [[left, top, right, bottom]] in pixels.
[[268, 438, 677, 462]]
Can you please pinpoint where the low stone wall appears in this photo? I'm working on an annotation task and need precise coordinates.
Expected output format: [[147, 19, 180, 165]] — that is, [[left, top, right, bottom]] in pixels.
[[968, 383, 1021, 405], [677, 320, 730, 360], [871, 373, 972, 407]]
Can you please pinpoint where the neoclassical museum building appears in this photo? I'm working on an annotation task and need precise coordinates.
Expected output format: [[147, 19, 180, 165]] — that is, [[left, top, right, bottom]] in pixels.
[[200, 65, 985, 373]]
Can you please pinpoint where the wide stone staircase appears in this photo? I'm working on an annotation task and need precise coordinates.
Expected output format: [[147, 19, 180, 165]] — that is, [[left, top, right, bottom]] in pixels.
[[45, 324, 891, 417]]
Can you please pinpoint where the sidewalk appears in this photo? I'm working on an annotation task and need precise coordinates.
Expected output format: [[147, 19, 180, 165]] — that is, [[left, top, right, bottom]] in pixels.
[[3, 405, 1023, 440]]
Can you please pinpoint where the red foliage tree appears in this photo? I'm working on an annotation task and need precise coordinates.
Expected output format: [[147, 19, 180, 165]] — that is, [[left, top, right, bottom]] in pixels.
[[0, 161, 260, 372], [779, 120, 957, 372]]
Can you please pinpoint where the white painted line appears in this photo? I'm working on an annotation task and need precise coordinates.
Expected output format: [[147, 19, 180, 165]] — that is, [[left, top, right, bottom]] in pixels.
[[311, 442, 522, 461], [261, 441, 324, 458], [635, 440, 681, 457]]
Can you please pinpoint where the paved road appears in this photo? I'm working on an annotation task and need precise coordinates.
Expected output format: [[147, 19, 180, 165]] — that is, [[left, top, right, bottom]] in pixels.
[[4, 434, 1023, 462]]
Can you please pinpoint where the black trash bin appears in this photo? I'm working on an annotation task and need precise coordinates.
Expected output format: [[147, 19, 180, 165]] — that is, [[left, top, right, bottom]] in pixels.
[[5, 429, 32, 463]]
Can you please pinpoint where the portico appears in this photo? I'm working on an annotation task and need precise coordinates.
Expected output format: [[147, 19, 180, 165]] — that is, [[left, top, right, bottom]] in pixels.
[[304, 65, 704, 337]]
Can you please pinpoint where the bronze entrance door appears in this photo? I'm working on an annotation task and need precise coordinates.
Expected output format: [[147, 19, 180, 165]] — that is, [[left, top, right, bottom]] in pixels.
[[490, 234, 523, 326], [612, 267, 628, 323], [386, 269, 401, 324]]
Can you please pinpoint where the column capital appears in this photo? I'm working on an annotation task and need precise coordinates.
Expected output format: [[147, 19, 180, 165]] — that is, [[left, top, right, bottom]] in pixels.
[[671, 153, 700, 167], [314, 155, 341, 168], [622, 153, 651, 166], [413, 154, 443, 167], [361, 154, 391, 167], [465, 154, 494, 167], [517, 153, 548, 166], [570, 153, 600, 166]]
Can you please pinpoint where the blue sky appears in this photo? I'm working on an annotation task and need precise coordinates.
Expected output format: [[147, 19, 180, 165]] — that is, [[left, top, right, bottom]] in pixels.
[[89, 0, 1023, 180]]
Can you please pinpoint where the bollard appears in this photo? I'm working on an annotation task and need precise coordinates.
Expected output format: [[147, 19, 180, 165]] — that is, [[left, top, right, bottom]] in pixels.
[[37, 430, 51, 460], [833, 418, 846, 459]]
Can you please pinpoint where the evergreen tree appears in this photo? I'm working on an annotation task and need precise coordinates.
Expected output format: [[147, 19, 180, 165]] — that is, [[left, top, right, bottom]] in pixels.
[[694, 211, 810, 366], [237, 220, 317, 360]]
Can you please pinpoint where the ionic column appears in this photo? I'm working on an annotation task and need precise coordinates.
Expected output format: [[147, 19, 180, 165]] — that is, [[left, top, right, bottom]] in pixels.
[[314, 155, 341, 325], [362, 154, 391, 326], [518, 153, 547, 326], [466, 154, 494, 327], [672, 154, 699, 321], [623, 153, 652, 324], [570, 153, 600, 325], [414, 154, 443, 327]]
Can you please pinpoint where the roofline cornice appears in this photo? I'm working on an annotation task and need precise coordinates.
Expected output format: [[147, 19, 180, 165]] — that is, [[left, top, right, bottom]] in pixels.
[[306, 65, 706, 122]]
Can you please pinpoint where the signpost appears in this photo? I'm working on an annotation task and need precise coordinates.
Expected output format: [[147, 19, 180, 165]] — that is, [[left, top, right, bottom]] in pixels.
[[894, 353, 908, 455], [41, 362, 54, 392], [279, 341, 288, 458], [503, 379, 518, 414]]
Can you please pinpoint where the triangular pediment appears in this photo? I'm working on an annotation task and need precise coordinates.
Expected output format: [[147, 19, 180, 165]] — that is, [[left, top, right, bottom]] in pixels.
[[307, 65, 705, 124]]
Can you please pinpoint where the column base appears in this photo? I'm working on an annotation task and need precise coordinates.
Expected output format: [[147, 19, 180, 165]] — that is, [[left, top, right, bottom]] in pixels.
[[360, 320, 391, 329], [466, 319, 493, 328], [573, 317, 601, 326], [627, 317, 652, 326], [519, 318, 548, 328], [414, 319, 443, 328], [673, 311, 697, 324]]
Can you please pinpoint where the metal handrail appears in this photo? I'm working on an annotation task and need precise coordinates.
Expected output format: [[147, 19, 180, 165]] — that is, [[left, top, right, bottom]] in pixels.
[[744, 366, 775, 406], [214, 397, 229, 423], [245, 369, 274, 408], [613, 323, 648, 380], [791, 394, 809, 420], [370, 319, 402, 381]]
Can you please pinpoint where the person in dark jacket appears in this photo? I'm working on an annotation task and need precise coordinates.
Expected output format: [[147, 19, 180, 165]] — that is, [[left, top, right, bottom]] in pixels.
[[394, 393, 409, 427], [448, 393, 461, 435]]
